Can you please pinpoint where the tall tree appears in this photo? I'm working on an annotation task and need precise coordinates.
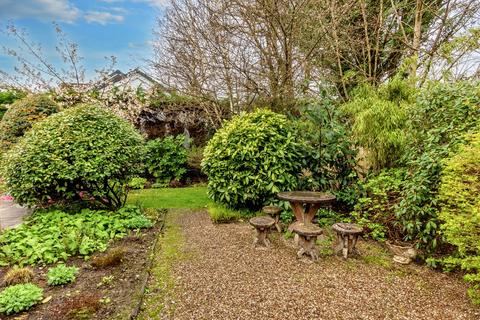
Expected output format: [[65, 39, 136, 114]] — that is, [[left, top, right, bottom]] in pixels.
[[153, 0, 480, 109]]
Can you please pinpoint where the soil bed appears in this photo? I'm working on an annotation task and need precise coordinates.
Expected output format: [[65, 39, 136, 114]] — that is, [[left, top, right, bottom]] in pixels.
[[0, 224, 161, 320]]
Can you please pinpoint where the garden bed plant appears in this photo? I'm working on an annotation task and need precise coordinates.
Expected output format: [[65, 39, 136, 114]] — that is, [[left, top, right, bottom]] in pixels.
[[0, 206, 164, 318]]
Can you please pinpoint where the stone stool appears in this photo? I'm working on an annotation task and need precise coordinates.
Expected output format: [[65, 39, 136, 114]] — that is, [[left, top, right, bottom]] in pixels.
[[332, 222, 363, 259], [262, 205, 282, 232], [292, 223, 323, 261], [249, 216, 275, 248]]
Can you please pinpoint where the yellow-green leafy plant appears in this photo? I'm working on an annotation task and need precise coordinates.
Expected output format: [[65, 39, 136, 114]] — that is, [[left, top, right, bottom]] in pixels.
[[342, 78, 415, 170], [438, 132, 480, 304], [207, 203, 244, 223]]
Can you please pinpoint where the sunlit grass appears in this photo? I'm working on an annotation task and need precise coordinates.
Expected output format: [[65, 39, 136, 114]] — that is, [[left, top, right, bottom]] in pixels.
[[127, 186, 210, 209]]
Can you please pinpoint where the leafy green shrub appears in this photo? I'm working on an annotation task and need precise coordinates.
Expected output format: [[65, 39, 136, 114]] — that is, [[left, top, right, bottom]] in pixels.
[[0, 205, 152, 266], [202, 109, 302, 209], [146, 135, 188, 184], [128, 177, 147, 189], [342, 79, 414, 170], [207, 203, 243, 223], [47, 264, 79, 286], [437, 132, 480, 304], [0, 94, 58, 150], [1, 104, 144, 210], [0, 283, 43, 315], [146, 134, 187, 183], [297, 100, 359, 207], [351, 169, 406, 241], [395, 81, 480, 251]]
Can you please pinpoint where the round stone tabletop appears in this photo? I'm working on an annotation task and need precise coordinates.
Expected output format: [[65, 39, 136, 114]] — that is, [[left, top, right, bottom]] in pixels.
[[277, 191, 336, 204]]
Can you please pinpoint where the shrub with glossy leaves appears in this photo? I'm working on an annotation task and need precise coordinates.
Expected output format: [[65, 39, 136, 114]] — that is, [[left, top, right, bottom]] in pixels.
[[0, 283, 43, 315], [297, 100, 359, 208], [2, 104, 144, 209], [0, 94, 58, 150], [202, 109, 302, 209]]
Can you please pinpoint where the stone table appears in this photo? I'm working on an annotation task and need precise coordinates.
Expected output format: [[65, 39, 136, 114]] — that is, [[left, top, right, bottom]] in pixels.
[[277, 191, 336, 228]]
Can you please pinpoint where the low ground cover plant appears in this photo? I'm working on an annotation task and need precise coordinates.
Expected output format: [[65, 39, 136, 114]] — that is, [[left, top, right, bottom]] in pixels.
[[47, 264, 79, 286], [1, 104, 144, 210], [0, 205, 153, 266], [0, 283, 43, 315], [128, 177, 148, 189]]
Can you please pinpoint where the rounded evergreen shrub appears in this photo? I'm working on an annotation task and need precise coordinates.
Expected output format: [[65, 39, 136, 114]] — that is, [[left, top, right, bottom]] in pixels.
[[2, 104, 144, 209], [202, 109, 302, 209], [438, 132, 480, 304], [0, 94, 58, 150]]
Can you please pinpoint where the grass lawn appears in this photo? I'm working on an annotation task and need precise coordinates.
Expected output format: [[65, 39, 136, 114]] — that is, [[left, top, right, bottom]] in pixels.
[[127, 186, 210, 209]]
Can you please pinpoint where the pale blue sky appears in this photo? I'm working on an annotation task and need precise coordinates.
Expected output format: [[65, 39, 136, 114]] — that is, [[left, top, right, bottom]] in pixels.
[[0, 0, 165, 81]]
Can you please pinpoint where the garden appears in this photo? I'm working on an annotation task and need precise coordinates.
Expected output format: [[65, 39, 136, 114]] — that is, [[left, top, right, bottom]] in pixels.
[[0, 0, 479, 319]]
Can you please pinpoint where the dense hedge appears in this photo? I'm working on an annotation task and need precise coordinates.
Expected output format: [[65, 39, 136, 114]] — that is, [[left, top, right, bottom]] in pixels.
[[395, 81, 480, 251], [202, 109, 302, 209], [2, 105, 144, 209], [0, 94, 58, 150]]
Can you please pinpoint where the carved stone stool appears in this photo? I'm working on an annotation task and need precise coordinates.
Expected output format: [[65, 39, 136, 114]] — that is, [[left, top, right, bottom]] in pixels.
[[249, 216, 275, 248], [332, 223, 363, 259], [262, 205, 282, 232], [292, 223, 323, 261]]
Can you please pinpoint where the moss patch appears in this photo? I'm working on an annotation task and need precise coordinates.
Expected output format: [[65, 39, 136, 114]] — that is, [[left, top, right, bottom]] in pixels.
[[137, 210, 189, 319]]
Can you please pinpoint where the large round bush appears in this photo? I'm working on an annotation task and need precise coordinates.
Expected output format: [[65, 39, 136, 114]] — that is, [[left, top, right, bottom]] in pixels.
[[202, 109, 302, 209], [2, 104, 144, 209], [0, 94, 58, 150]]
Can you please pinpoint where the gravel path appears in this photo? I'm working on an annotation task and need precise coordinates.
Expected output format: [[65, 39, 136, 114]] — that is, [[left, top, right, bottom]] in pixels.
[[167, 210, 479, 320]]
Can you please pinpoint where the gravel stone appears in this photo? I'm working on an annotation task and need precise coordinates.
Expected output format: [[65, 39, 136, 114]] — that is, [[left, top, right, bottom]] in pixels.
[[166, 210, 480, 320]]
